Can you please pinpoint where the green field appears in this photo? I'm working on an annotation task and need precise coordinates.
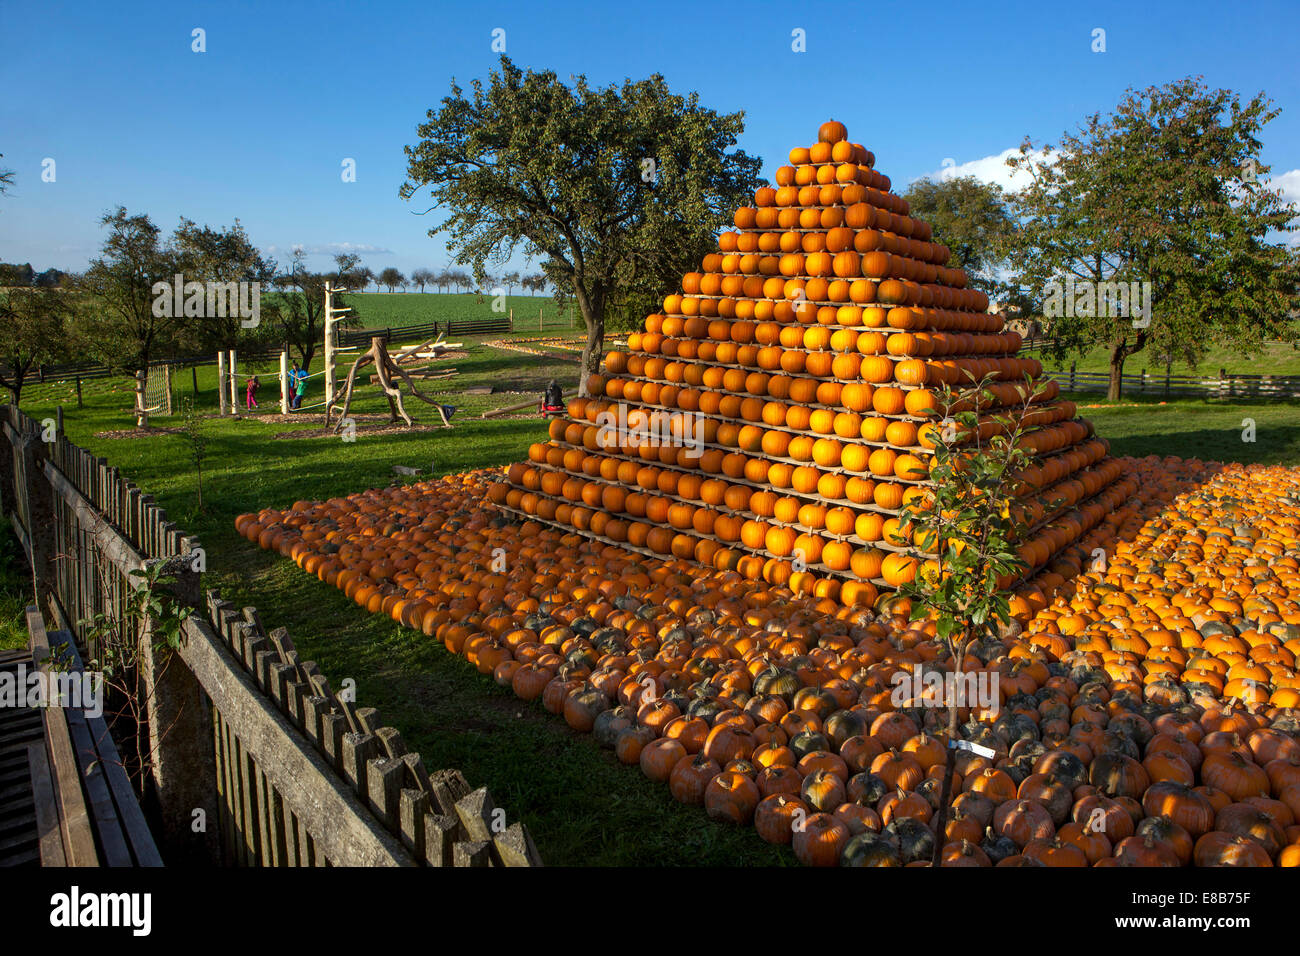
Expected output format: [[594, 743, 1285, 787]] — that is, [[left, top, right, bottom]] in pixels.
[[1035, 338, 1300, 378], [3, 332, 1298, 864]]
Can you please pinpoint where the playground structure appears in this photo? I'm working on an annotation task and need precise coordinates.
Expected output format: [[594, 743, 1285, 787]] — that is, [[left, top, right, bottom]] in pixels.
[[324, 335, 458, 432]]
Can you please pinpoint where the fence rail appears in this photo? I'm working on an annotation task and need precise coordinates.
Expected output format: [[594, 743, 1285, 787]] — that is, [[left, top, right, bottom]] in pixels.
[[0, 403, 541, 866], [1049, 364, 1300, 399], [337, 316, 513, 348]]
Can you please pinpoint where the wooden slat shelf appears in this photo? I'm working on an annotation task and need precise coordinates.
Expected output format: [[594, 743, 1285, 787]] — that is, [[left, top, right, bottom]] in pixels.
[[506, 441, 1124, 565], [551, 396, 1104, 473], [597, 370, 1070, 433]]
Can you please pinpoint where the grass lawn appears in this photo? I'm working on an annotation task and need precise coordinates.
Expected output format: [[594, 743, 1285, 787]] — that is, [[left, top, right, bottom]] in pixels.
[[4, 332, 1298, 864], [1035, 338, 1300, 378], [1065, 392, 1300, 465]]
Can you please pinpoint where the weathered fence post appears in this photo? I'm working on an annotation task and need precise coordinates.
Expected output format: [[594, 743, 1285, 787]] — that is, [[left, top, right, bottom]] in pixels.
[[163, 363, 173, 415], [1165, 365, 1171, 399], [216, 352, 228, 416], [75, 375, 83, 408], [1139, 368, 1147, 394], [228, 350, 238, 414], [1069, 362, 1076, 391], [142, 538, 221, 864]]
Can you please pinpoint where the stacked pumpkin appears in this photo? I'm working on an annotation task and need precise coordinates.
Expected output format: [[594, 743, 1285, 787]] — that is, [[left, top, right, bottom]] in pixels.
[[238, 457, 1300, 866], [488, 120, 1130, 613]]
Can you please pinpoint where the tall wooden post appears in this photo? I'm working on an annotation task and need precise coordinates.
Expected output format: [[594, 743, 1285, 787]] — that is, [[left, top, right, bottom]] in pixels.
[[216, 352, 228, 416], [324, 282, 352, 410], [228, 350, 238, 413], [135, 369, 148, 429], [163, 363, 173, 415], [279, 350, 289, 414]]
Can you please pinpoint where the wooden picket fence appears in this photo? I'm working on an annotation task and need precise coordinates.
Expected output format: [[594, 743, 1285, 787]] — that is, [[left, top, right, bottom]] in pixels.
[[0, 403, 541, 866]]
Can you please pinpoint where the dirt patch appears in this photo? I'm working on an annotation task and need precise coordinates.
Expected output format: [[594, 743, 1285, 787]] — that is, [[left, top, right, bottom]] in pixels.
[[273, 421, 451, 440], [92, 426, 184, 440]]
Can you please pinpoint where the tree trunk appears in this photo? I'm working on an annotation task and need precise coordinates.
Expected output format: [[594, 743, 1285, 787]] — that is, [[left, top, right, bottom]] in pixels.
[[930, 635, 966, 867], [1107, 345, 1126, 402], [576, 290, 605, 398]]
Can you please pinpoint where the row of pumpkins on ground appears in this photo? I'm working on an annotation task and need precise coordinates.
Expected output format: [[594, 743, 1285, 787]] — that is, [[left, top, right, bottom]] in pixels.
[[236, 454, 1300, 865]]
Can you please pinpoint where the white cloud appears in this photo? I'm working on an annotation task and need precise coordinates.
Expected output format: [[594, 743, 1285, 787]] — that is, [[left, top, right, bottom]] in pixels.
[[1272, 168, 1300, 207], [914, 147, 1048, 193]]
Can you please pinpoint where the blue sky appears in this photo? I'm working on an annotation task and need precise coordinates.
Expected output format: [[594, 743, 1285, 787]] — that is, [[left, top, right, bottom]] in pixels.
[[3, 0, 1297, 278]]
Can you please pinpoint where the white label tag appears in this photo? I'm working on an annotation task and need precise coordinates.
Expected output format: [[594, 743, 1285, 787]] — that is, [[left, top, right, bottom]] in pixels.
[[948, 739, 997, 759]]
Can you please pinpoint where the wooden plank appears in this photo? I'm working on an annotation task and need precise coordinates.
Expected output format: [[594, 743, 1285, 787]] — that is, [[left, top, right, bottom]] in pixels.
[[235, 735, 260, 863], [212, 710, 235, 865], [266, 780, 288, 867], [398, 789, 428, 859], [27, 741, 67, 866], [26, 611, 98, 867], [51, 630, 162, 866], [176, 616, 414, 866]]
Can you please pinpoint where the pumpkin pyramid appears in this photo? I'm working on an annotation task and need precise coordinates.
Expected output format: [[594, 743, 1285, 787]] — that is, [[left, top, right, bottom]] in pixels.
[[488, 120, 1137, 611]]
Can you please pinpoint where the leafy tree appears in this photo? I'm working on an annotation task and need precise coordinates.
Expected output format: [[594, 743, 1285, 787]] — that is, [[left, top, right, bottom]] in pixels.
[[449, 269, 471, 293], [411, 267, 435, 292], [179, 396, 207, 512], [0, 154, 13, 196], [0, 285, 74, 404], [34, 268, 67, 288], [376, 267, 404, 292], [267, 250, 360, 371], [170, 217, 278, 356], [76, 207, 178, 372], [894, 375, 1041, 865], [503, 270, 521, 295], [0, 262, 36, 286], [902, 176, 1018, 300], [1006, 77, 1300, 400], [401, 55, 762, 394]]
